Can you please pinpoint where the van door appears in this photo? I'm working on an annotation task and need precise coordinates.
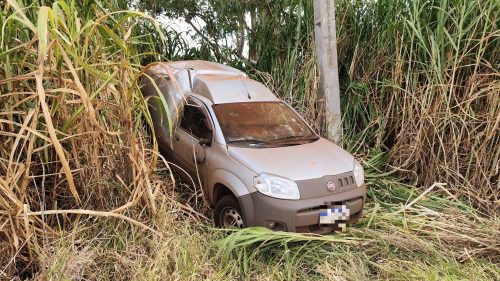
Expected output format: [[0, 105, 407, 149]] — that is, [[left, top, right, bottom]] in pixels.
[[172, 97, 213, 187]]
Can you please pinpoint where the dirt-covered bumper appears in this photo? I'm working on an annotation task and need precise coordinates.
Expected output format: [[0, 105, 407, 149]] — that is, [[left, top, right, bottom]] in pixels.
[[239, 184, 366, 234]]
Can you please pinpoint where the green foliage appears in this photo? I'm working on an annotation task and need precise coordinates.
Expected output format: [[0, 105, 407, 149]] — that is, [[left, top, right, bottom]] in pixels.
[[1, 0, 499, 279], [335, 0, 499, 211], [143, 0, 499, 212]]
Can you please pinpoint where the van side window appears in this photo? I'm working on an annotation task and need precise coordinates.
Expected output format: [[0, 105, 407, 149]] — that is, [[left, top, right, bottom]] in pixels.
[[179, 103, 212, 140]]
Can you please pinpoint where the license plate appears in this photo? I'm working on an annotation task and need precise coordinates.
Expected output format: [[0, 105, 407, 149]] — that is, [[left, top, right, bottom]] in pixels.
[[319, 204, 350, 225]]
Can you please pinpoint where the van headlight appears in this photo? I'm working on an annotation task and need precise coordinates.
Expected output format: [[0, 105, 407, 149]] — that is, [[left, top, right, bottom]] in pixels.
[[253, 173, 300, 200], [353, 160, 365, 187]]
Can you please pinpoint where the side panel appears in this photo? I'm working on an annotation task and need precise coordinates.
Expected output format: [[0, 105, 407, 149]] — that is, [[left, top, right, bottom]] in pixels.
[[172, 128, 205, 184]]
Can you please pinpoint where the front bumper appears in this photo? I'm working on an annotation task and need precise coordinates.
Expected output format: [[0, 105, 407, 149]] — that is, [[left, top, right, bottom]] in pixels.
[[241, 184, 366, 234]]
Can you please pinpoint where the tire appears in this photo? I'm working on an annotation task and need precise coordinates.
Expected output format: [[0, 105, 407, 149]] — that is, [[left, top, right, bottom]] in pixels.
[[214, 194, 245, 228]]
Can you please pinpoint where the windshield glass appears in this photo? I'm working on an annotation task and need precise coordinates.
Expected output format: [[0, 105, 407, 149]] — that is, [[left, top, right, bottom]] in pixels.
[[213, 102, 317, 145]]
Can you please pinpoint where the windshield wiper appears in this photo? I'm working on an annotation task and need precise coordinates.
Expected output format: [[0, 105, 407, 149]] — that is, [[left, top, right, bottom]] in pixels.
[[227, 138, 269, 145], [269, 135, 319, 143]]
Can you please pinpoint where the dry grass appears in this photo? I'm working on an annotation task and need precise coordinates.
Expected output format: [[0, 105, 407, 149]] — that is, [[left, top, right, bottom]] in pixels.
[[0, 0, 499, 280], [0, 0, 172, 277], [222, 0, 499, 213], [334, 0, 499, 213], [13, 190, 499, 280]]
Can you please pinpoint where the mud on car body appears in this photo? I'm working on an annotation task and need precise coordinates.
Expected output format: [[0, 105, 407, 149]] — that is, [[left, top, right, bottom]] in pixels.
[[140, 60, 366, 234]]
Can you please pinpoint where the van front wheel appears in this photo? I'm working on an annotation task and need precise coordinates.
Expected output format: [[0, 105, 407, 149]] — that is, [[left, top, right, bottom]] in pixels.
[[214, 195, 244, 228]]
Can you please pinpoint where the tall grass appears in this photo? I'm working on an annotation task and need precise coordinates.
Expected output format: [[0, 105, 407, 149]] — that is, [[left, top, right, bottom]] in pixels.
[[242, 0, 323, 133], [189, 0, 499, 213], [157, 0, 498, 212], [1, 0, 499, 279], [23, 182, 498, 280], [0, 0, 171, 277], [335, 0, 499, 213]]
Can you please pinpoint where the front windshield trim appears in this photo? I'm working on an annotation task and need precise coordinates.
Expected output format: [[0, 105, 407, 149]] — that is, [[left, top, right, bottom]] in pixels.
[[212, 101, 318, 147]]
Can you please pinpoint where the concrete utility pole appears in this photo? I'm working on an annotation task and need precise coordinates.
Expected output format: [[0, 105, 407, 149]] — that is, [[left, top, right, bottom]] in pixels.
[[313, 0, 342, 141]]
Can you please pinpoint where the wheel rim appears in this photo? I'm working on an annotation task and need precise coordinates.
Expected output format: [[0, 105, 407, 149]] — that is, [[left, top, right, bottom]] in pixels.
[[221, 207, 244, 228]]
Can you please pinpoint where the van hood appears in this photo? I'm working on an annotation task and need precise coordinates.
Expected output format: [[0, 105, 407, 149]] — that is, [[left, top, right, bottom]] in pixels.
[[227, 138, 354, 181]]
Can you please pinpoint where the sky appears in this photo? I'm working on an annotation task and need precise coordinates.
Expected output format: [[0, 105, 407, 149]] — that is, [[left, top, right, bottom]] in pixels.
[[129, 0, 250, 59]]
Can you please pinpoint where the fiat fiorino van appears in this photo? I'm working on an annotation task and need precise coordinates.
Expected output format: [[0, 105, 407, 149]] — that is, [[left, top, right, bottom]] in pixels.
[[140, 60, 366, 234]]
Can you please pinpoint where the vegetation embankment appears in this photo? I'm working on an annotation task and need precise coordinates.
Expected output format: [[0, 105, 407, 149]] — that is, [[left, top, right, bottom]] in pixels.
[[0, 0, 498, 279]]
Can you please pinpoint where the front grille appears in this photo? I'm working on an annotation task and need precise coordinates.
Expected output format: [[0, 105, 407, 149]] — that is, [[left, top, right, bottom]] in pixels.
[[337, 175, 355, 188]]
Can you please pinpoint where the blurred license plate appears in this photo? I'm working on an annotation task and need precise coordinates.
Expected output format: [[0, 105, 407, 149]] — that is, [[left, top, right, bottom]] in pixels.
[[319, 204, 350, 224]]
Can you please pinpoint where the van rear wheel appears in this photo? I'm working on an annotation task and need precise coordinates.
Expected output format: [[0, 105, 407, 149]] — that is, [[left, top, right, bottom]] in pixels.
[[215, 195, 244, 228]]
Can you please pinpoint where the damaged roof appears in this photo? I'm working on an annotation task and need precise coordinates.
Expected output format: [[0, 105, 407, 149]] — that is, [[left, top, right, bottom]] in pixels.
[[142, 60, 278, 104]]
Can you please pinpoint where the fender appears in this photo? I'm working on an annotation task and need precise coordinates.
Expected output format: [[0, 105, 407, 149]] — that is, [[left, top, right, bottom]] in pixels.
[[208, 169, 254, 226], [208, 169, 249, 201]]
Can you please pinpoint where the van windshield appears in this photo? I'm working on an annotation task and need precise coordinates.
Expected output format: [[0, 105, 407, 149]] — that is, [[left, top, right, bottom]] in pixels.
[[213, 102, 318, 146]]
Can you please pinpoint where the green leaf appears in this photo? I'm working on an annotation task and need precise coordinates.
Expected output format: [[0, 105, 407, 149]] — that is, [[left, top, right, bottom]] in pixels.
[[37, 6, 50, 62], [6, 0, 36, 32]]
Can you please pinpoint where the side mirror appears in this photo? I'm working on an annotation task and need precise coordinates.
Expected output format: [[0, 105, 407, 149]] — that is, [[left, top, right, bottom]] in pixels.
[[199, 138, 211, 146]]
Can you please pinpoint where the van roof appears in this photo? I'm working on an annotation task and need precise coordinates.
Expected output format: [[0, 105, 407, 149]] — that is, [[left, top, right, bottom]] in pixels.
[[167, 60, 245, 77], [144, 60, 278, 104], [193, 74, 279, 104]]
